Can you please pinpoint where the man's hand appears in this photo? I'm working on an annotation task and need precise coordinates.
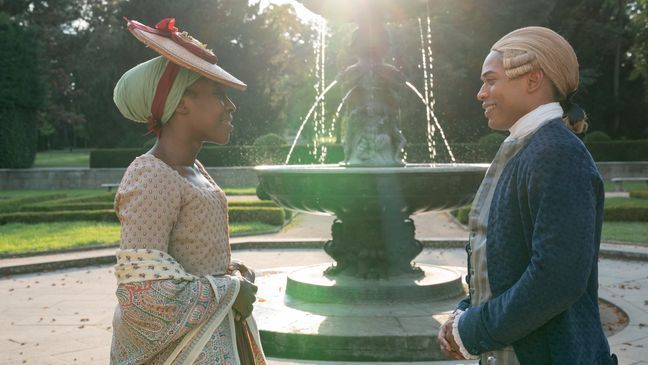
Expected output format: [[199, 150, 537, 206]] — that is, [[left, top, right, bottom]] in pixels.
[[232, 277, 257, 321], [438, 317, 466, 360]]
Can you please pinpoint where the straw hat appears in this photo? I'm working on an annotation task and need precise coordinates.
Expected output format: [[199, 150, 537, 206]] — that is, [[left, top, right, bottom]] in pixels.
[[125, 17, 246, 91]]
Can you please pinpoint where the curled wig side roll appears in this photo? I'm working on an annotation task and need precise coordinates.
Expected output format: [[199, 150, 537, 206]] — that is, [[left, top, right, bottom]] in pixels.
[[492, 26, 588, 134]]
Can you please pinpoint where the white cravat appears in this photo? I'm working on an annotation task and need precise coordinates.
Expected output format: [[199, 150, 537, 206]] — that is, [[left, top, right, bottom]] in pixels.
[[506, 102, 563, 141]]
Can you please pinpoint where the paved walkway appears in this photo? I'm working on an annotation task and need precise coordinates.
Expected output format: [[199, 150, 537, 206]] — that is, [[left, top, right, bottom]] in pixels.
[[1, 211, 647, 364]]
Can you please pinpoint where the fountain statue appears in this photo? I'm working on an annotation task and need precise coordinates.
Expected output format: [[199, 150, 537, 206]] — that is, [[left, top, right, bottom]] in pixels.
[[253, 0, 489, 360]]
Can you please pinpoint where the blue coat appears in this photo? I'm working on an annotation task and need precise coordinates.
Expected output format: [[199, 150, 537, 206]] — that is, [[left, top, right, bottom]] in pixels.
[[457, 120, 616, 364]]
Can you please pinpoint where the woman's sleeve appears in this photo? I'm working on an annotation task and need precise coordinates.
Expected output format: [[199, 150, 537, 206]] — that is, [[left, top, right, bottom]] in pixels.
[[114, 163, 182, 252]]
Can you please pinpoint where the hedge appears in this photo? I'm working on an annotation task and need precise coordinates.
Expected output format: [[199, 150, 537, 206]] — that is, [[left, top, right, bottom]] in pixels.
[[229, 207, 285, 226], [585, 140, 648, 161], [0, 194, 68, 213], [629, 191, 648, 200], [21, 202, 115, 212], [0, 210, 118, 225], [0, 206, 286, 226], [228, 200, 280, 207], [604, 206, 648, 222], [90, 139, 648, 168], [454, 205, 470, 225], [453, 203, 648, 224]]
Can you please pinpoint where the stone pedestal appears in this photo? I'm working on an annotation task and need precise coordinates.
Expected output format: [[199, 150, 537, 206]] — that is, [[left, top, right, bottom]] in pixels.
[[255, 264, 466, 361]]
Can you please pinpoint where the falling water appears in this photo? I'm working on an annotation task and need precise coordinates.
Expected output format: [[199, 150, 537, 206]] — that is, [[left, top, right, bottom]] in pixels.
[[285, 80, 338, 165], [319, 88, 353, 163], [405, 82, 456, 163], [312, 19, 328, 159], [418, 17, 436, 161]]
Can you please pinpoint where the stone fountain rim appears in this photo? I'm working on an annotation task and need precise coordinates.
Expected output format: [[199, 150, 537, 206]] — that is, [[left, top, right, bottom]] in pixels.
[[255, 163, 490, 175]]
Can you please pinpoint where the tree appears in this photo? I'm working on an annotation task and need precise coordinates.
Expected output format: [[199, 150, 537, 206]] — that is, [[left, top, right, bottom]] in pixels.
[[74, 0, 316, 147], [0, 12, 45, 167]]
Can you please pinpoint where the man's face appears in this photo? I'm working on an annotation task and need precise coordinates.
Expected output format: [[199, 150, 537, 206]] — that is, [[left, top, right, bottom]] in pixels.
[[477, 51, 530, 131], [182, 78, 236, 144]]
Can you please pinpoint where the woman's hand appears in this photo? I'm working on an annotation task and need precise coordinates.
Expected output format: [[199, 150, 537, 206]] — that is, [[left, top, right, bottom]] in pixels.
[[232, 277, 257, 320], [229, 260, 256, 283]]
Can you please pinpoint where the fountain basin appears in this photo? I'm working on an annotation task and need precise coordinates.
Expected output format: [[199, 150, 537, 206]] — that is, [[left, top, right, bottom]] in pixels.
[[256, 163, 489, 217]]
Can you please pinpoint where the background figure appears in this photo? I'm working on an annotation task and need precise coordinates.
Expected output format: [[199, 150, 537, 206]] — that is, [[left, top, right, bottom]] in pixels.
[[437, 26, 617, 364]]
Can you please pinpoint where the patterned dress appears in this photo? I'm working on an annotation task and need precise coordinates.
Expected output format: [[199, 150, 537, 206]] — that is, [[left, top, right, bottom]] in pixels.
[[110, 154, 265, 365]]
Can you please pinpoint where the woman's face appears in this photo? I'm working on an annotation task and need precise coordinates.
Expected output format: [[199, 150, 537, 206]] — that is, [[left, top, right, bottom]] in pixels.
[[182, 78, 236, 144]]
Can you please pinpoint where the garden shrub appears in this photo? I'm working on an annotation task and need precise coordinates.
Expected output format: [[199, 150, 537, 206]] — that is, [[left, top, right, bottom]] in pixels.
[[451, 205, 470, 225], [585, 140, 648, 161], [1, 205, 288, 226], [604, 206, 648, 222], [91, 139, 648, 167], [228, 200, 279, 207], [0, 194, 68, 213], [253, 133, 286, 147], [21, 202, 115, 212], [0, 210, 118, 225], [478, 133, 507, 146], [228, 206, 285, 226], [629, 191, 648, 200], [583, 131, 611, 142], [42, 193, 116, 205]]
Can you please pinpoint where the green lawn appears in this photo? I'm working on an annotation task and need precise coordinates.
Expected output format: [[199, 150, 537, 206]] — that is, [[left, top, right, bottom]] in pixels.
[[604, 181, 648, 192], [0, 221, 277, 255], [0, 188, 257, 203], [34, 150, 90, 168], [602, 222, 648, 245]]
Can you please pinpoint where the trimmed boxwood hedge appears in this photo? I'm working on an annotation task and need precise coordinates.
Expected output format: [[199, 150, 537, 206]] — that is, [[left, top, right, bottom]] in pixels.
[[0, 206, 286, 226], [0, 210, 118, 225], [90, 139, 648, 168], [629, 191, 648, 200], [585, 140, 648, 162], [228, 200, 279, 207], [453, 202, 648, 224], [0, 194, 68, 214], [604, 206, 648, 222], [229, 207, 285, 226], [21, 202, 115, 212]]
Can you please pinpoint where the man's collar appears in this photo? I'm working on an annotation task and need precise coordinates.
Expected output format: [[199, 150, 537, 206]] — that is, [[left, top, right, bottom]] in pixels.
[[506, 102, 563, 141]]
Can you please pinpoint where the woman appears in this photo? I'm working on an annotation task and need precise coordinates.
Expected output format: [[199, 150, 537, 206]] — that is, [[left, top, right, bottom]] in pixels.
[[110, 18, 266, 365]]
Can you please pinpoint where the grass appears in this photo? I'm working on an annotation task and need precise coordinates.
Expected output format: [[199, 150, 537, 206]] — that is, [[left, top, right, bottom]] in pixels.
[[605, 181, 648, 192], [223, 187, 257, 195], [0, 222, 120, 255], [0, 188, 257, 203], [0, 221, 278, 255], [34, 150, 90, 168], [602, 222, 648, 245]]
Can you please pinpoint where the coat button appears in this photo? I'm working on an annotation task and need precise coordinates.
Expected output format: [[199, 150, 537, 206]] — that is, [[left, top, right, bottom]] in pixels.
[[486, 355, 498, 365]]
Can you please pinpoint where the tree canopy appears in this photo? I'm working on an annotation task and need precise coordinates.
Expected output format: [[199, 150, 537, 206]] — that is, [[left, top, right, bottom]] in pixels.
[[1, 0, 647, 159]]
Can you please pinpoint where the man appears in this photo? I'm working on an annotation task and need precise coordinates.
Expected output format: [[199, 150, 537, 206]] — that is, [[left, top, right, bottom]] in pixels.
[[437, 26, 617, 364]]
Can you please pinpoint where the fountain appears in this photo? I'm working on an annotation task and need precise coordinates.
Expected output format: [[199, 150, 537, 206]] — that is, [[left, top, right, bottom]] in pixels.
[[253, 1, 489, 361]]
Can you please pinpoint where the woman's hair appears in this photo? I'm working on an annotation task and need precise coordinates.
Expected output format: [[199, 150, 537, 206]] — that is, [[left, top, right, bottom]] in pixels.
[[491, 26, 588, 134]]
